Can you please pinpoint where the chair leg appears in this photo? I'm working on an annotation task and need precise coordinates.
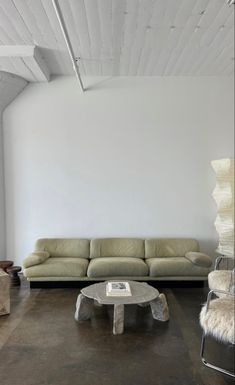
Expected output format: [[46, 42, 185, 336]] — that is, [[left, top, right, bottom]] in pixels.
[[200, 332, 235, 378]]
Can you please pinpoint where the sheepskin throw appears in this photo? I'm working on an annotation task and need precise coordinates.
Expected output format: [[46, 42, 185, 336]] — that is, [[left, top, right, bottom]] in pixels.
[[208, 270, 235, 295], [200, 297, 235, 344]]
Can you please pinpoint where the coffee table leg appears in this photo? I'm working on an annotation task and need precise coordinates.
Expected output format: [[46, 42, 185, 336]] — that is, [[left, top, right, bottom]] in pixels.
[[94, 299, 103, 307], [113, 304, 124, 335], [138, 302, 150, 307], [75, 294, 93, 321], [150, 293, 169, 322]]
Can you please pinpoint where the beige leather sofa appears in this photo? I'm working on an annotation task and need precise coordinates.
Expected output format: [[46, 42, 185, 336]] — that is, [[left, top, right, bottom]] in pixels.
[[23, 238, 212, 287]]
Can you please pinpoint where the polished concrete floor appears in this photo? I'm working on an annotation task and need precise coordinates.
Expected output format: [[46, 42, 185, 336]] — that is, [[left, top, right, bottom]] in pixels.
[[0, 278, 234, 385]]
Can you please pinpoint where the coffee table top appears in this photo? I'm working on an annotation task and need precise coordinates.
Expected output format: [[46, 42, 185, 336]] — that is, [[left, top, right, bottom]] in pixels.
[[81, 281, 159, 305]]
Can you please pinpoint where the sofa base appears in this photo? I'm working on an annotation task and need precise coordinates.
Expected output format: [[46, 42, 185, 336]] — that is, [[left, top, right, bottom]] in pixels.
[[29, 276, 207, 289], [30, 280, 91, 289]]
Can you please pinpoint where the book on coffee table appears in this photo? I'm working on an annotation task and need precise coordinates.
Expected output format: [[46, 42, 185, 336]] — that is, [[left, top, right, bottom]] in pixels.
[[106, 282, 132, 297]]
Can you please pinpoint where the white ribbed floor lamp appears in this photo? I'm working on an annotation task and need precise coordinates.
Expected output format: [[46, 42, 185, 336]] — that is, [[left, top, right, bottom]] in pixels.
[[211, 158, 234, 257]]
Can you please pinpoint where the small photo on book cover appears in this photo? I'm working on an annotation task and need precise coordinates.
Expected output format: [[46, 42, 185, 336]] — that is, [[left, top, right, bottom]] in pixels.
[[106, 281, 132, 297], [111, 283, 127, 290]]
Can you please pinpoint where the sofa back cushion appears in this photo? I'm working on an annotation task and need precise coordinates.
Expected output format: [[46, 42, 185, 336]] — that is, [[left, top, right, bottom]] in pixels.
[[145, 238, 199, 259], [35, 238, 90, 259], [90, 238, 145, 259]]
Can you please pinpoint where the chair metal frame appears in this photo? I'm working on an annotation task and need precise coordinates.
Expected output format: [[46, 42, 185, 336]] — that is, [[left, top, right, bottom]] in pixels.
[[214, 255, 235, 292], [200, 288, 235, 378], [214, 255, 234, 270]]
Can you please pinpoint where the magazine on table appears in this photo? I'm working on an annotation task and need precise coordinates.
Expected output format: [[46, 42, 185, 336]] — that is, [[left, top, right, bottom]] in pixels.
[[106, 281, 132, 297]]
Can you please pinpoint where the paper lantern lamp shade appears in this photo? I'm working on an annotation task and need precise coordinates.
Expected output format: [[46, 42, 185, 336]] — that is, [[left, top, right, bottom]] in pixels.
[[211, 159, 234, 256]]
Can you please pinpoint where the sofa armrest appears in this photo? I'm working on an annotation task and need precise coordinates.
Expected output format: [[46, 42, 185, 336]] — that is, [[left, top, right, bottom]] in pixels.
[[23, 251, 50, 268], [185, 252, 212, 268]]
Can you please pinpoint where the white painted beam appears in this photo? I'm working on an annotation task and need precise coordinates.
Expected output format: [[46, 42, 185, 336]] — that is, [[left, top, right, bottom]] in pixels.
[[0, 45, 50, 82]]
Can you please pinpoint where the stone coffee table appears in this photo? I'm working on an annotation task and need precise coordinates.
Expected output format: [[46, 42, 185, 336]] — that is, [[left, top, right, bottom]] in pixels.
[[75, 281, 169, 335]]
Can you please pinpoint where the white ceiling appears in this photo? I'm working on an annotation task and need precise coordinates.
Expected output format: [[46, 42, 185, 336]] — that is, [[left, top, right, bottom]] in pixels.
[[0, 0, 234, 78]]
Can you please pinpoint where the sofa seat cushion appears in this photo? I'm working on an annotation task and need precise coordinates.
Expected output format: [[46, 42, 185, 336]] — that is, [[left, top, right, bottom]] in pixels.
[[87, 257, 148, 278], [146, 257, 210, 277], [24, 258, 89, 278]]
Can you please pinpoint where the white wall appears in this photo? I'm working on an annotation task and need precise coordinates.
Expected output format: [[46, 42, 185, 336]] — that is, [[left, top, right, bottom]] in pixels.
[[0, 72, 27, 259], [3, 76, 234, 265], [0, 117, 5, 258]]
